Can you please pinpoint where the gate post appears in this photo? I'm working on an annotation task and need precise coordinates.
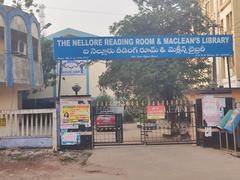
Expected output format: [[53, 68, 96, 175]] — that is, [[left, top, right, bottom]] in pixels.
[[52, 110, 58, 151], [195, 99, 202, 146], [91, 105, 95, 148], [190, 104, 196, 143], [115, 114, 123, 143]]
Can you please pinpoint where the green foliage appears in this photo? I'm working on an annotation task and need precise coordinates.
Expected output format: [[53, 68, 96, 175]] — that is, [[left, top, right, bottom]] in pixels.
[[41, 38, 56, 87], [92, 93, 113, 106], [124, 111, 135, 122], [99, 0, 211, 102], [24, 0, 33, 8]]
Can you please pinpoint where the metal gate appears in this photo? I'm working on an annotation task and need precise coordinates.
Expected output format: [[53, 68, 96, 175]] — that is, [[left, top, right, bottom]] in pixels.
[[92, 100, 197, 146], [93, 112, 123, 145], [140, 102, 196, 145]]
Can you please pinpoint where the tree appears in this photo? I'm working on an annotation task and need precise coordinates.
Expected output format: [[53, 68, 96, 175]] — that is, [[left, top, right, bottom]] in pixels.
[[12, 0, 39, 13], [99, 0, 211, 102], [41, 38, 56, 87], [92, 93, 113, 106]]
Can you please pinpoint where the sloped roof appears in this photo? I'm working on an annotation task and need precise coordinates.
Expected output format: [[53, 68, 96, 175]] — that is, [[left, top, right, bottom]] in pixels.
[[46, 28, 97, 40]]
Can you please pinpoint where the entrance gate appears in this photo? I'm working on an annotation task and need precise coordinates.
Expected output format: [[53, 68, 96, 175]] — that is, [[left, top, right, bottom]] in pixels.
[[92, 100, 197, 146], [53, 35, 232, 148]]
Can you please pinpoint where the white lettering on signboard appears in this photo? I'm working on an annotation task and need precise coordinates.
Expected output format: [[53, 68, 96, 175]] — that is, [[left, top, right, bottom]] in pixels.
[[57, 40, 71, 47], [135, 38, 155, 45]]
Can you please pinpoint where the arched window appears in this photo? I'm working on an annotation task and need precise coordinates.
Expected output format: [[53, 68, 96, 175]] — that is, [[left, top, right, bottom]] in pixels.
[[10, 16, 28, 57]]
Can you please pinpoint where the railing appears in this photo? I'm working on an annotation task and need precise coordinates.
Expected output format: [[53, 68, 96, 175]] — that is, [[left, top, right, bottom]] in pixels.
[[0, 109, 57, 150]]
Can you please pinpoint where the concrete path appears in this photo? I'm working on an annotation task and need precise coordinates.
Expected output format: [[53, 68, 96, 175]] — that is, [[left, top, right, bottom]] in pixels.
[[83, 145, 240, 180]]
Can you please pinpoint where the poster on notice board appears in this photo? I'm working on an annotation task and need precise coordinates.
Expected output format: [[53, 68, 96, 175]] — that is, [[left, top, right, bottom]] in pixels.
[[202, 95, 226, 127], [61, 132, 81, 145], [60, 99, 91, 127], [146, 105, 165, 120]]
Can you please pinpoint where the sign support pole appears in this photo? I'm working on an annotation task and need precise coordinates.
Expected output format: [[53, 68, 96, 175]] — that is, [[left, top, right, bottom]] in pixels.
[[212, 24, 217, 85], [56, 60, 63, 149], [233, 124, 237, 152], [225, 132, 229, 150], [219, 130, 222, 149], [227, 57, 232, 89], [58, 60, 63, 102]]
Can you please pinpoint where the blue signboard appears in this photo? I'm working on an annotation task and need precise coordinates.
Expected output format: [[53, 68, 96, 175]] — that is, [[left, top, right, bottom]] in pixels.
[[53, 35, 233, 61], [61, 131, 81, 145]]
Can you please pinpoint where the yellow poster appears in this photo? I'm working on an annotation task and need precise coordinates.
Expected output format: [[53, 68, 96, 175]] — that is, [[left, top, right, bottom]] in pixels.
[[0, 117, 6, 127], [62, 104, 90, 125]]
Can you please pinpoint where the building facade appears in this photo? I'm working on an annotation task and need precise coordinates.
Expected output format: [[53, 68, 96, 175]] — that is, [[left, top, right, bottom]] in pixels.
[[200, 0, 240, 88], [26, 28, 113, 108], [0, 5, 43, 110]]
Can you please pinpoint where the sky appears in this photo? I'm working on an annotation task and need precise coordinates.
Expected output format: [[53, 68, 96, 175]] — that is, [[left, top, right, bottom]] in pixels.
[[4, 0, 138, 36]]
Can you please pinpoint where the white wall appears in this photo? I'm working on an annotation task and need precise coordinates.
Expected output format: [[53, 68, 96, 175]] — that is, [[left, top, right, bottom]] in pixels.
[[89, 61, 114, 97]]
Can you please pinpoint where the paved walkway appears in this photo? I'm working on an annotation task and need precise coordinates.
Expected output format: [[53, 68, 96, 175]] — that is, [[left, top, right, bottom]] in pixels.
[[83, 145, 240, 180]]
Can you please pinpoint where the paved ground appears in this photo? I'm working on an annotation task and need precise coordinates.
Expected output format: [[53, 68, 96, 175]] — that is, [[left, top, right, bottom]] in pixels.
[[94, 122, 195, 144], [85, 145, 240, 180], [94, 123, 141, 143], [123, 123, 141, 142], [1, 145, 240, 180]]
